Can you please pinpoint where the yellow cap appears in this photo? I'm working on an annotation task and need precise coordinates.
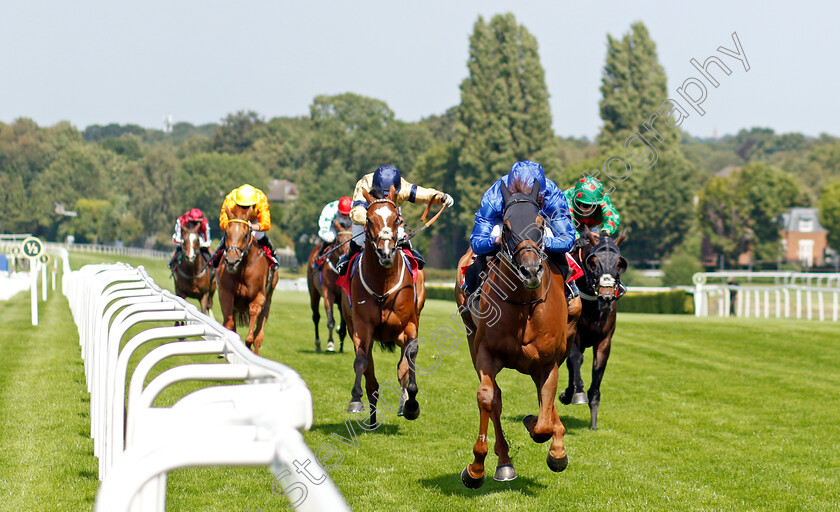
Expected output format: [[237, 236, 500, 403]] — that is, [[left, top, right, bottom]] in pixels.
[[234, 184, 259, 206]]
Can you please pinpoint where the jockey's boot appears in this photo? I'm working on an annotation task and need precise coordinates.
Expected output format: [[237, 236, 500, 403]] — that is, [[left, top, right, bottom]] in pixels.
[[168, 247, 182, 270], [313, 242, 331, 271], [463, 255, 490, 296], [566, 281, 580, 302], [259, 236, 279, 269], [210, 236, 226, 268], [336, 241, 361, 276]]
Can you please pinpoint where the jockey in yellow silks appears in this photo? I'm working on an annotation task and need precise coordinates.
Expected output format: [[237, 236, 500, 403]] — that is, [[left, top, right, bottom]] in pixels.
[[211, 184, 279, 268]]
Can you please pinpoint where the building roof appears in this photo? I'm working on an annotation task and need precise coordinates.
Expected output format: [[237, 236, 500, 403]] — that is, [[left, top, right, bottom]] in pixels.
[[266, 179, 299, 202], [779, 207, 827, 233]]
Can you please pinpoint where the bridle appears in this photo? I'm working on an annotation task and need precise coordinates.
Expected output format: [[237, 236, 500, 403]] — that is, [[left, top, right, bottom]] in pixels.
[[224, 218, 253, 271], [364, 198, 402, 248], [499, 194, 546, 283], [579, 236, 622, 305]]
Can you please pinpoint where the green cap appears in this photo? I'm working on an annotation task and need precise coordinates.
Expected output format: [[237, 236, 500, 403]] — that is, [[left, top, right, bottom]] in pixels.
[[573, 177, 605, 206]]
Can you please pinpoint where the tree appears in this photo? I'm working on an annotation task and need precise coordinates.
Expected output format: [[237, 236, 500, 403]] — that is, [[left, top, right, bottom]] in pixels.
[[698, 163, 807, 265], [211, 110, 265, 154], [819, 181, 840, 251], [174, 153, 269, 232], [597, 21, 674, 149], [661, 251, 703, 286], [456, 13, 554, 230]]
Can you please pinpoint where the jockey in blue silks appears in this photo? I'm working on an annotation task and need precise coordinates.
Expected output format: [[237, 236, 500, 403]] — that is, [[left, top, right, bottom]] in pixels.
[[463, 160, 579, 300]]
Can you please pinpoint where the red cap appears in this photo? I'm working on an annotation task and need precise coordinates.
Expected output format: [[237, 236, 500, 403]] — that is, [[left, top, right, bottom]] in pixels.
[[338, 196, 352, 215], [187, 208, 204, 221]]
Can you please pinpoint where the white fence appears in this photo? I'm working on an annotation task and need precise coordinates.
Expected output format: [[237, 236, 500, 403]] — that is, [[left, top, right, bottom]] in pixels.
[[63, 263, 348, 511], [693, 271, 840, 321]]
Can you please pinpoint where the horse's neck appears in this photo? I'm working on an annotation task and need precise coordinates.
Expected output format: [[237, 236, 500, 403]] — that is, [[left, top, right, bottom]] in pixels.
[[361, 245, 406, 292]]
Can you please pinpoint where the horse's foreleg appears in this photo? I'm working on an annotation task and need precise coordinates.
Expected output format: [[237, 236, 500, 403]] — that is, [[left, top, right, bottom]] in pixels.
[[337, 304, 347, 353], [461, 347, 501, 489], [489, 382, 515, 481], [362, 350, 380, 430], [526, 364, 568, 472], [560, 338, 587, 405], [587, 334, 613, 430], [245, 296, 266, 353], [309, 287, 322, 352], [323, 291, 336, 350], [219, 289, 235, 333], [347, 326, 372, 414]]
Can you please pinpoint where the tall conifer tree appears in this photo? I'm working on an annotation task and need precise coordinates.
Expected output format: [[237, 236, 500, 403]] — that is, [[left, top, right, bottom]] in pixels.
[[456, 13, 554, 230]]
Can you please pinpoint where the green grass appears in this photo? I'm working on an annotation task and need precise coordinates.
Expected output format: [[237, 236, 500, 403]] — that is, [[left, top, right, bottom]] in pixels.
[[1, 251, 839, 511]]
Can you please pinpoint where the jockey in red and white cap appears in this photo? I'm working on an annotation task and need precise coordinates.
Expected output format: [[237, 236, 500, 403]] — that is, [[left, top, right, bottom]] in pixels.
[[170, 208, 212, 269]]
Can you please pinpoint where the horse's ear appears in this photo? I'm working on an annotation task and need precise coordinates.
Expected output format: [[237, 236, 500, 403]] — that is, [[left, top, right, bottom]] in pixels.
[[584, 226, 598, 246], [500, 182, 512, 205], [617, 257, 628, 275], [614, 229, 628, 247], [388, 184, 396, 201], [362, 189, 373, 204], [529, 181, 540, 202]]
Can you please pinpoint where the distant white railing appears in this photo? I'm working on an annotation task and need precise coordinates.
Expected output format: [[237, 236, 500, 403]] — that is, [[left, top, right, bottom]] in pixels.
[[63, 263, 348, 512], [693, 271, 840, 321]]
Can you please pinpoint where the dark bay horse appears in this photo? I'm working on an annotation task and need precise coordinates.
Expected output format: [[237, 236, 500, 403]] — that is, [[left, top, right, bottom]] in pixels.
[[307, 218, 352, 353], [560, 228, 627, 430], [454, 180, 570, 488], [172, 221, 216, 316], [217, 205, 280, 354], [345, 185, 427, 428]]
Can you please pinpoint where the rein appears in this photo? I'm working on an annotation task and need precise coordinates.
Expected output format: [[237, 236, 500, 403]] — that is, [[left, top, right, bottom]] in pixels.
[[358, 198, 412, 304], [223, 218, 254, 271], [316, 230, 353, 265], [404, 201, 447, 241]]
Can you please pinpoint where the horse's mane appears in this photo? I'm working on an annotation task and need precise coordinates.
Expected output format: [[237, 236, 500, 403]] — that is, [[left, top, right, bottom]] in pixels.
[[506, 177, 544, 208], [507, 177, 534, 195]]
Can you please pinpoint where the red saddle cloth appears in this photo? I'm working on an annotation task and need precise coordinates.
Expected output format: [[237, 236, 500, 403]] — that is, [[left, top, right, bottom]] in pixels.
[[337, 249, 419, 299]]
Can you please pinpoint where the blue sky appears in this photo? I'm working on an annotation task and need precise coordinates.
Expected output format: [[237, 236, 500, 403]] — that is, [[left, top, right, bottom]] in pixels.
[[0, 0, 835, 139]]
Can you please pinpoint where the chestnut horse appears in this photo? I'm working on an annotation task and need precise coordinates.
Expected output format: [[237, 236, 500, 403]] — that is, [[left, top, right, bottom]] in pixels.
[[172, 221, 216, 316], [307, 218, 352, 353], [216, 204, 280, 354], [560, 228, 627, 430], [454, 180, 570, 487], [344, 185, 426, 428]]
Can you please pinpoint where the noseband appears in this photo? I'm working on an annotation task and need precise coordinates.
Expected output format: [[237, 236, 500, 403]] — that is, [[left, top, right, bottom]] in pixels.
[[500, 195, 545, 280], [364, 198, 400, 248]]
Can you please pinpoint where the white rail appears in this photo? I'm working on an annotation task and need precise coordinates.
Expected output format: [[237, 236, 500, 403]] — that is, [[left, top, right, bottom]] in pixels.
[[63, 262, 348, 512]]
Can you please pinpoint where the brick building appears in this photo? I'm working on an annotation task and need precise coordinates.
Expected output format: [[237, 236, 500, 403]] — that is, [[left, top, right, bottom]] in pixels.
[[779, 207, 828, 267]]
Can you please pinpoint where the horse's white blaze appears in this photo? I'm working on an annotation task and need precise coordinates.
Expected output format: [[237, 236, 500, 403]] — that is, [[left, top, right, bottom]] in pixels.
[[378, 226, 394, 241], [187, 232, 197, 259], [374, 206, 393, 224], [599, 274, 615, 287]]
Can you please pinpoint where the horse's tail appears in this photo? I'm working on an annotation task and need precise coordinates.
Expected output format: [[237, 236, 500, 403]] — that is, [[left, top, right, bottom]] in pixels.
[[376, 340, 397, 353], [235, 310, 250, 328]]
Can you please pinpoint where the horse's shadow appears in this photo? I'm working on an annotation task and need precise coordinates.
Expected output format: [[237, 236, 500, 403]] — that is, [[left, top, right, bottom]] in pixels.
[[501, 413, 590, 433], [418, 472, 546, 497], [309, 420, 403, 437]]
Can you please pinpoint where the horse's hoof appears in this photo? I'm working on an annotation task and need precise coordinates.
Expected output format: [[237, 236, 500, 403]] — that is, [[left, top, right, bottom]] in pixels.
[[522, 414, 535, 430], [402, 400, 420, 420], [493, 464, 517, 482], [546, 453, 569, 473], [346, 401, 365, 413], [571, 392, 588, 405], [460, 466, 485, 489], [326, 341, 335, 353], [314, 340, 321, 353]]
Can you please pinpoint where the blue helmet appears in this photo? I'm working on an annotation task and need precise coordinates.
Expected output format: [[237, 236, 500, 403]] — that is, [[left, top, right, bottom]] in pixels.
[[506, 161, 546, 196], [371, 165, 402, 199]]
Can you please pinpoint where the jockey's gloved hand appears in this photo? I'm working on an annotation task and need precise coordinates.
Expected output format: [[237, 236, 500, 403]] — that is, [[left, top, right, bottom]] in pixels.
[[439, 193, 455, 208], [573, 237, 588, 250], [250, 222, 260, 231]]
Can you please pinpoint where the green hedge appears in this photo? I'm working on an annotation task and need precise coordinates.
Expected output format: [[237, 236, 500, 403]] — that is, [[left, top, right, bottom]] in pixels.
[[426, 285, 457, 301], [617, 290, 693, 314], [425, 285, 693, 315]]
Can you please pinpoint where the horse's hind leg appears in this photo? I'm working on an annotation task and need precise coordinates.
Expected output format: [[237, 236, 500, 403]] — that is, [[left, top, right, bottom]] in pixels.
[[362, 351, 380, 430], [560, 338, 587, 405], [337, 307, 347, 353], [309, 288, 322, 353], [461, 348, 502, 489], [587, 334, 613, 430], [397, 325, 420, 420]]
